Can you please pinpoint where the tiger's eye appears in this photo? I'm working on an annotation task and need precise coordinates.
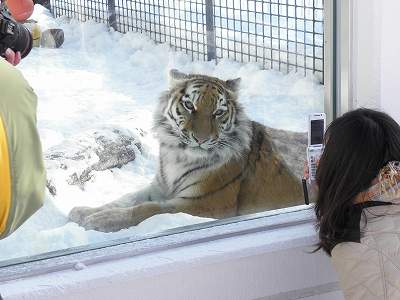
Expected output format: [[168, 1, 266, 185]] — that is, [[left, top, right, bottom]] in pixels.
[[214, 109, 224, 117], [183, 100, 194, 111]]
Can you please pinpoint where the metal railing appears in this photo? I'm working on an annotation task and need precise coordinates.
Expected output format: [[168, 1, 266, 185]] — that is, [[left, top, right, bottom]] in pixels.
[[50, 0, 324, 81]]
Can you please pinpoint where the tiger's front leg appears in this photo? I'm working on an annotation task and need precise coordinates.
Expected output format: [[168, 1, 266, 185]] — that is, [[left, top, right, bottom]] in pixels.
[[80, 199, 217, 232], [79, 178, 240, 232], [81, 202, 170, 232], [81, 189, 239, 232], [69, 183, 165, 226], [129, 194, 238, 226]]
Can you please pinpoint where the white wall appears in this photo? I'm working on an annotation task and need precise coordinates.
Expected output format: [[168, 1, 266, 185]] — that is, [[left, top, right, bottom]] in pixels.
[[353, 0, 400, 122], [380, 0, 400, 122], [352, 0, 382, 109]]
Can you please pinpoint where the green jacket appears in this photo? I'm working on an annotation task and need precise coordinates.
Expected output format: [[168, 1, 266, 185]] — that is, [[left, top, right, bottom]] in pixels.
[[0, 59, 46, 239]]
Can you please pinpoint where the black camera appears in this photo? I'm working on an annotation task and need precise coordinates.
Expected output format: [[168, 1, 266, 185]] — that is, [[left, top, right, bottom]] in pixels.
[[0, 2, 32, 58]]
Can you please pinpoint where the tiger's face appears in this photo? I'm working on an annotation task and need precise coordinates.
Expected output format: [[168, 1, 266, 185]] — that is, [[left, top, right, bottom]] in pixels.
[[154, 70, 252, 161]]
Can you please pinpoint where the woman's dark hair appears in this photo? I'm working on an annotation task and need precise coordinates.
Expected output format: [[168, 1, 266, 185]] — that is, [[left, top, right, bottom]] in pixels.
[[315, 108, 400, 255]]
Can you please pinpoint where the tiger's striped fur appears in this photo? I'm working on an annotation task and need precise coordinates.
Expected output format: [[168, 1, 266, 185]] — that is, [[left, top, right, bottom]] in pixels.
[[69, 70, 306, 232]]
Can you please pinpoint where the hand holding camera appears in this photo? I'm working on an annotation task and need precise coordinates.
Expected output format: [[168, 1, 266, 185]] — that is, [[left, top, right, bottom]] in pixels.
[[4, 47, 20, 64], [0, 0, 34, 61]]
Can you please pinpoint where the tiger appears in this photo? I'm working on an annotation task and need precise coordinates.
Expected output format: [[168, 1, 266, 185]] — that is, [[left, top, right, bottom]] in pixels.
[[69, 70, 306, 232]]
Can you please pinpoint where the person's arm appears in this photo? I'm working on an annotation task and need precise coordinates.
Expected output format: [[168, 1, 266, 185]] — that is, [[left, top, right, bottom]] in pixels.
[[0, 58, 46, 239]]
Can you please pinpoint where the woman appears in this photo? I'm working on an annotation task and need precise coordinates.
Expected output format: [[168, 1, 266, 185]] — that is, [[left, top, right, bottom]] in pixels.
[[314, 108, 400, 299]]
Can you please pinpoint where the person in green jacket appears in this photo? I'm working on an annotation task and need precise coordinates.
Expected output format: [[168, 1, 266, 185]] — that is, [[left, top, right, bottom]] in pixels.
[[0, 49, 46, 239]]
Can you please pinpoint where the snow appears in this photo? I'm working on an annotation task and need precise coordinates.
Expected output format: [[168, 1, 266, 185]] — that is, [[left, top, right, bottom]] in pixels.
[[0, 5, 323, 262]]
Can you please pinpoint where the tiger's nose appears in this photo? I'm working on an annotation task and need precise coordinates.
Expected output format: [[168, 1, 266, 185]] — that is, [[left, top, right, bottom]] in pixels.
[[192, 134, 208, 144]]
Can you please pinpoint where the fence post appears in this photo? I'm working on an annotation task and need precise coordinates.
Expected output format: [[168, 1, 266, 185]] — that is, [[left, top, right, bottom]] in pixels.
[[108, 0, 118, 31], [205, 0, 216, 61]]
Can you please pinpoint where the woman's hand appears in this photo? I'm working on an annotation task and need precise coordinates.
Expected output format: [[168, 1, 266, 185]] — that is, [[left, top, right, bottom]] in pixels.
[[304, 158, 321, 181], [4, 49, 21, 66], [303, 160, 310, 180], [303, 159, 319, 203]]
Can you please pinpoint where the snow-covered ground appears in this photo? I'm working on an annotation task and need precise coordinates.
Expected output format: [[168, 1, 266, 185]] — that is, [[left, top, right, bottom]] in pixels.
[[0, 5, 323, 262]]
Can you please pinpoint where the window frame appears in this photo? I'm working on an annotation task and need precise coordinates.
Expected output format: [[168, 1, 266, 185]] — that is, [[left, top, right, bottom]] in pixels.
[[325, 0, 354, 121], [0, 205, 314, 282]]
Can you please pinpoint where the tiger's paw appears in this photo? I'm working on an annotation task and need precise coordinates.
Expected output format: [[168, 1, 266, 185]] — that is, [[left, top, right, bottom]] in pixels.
[[68, 206, 101, 225], [80, 208, 133, 232]]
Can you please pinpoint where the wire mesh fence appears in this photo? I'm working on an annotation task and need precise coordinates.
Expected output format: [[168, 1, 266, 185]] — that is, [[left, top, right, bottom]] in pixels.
[[50, 0, 324, 82]]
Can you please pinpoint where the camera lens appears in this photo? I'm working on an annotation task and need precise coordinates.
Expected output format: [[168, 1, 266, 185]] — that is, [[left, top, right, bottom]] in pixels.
[[12, 22, 32, 58]]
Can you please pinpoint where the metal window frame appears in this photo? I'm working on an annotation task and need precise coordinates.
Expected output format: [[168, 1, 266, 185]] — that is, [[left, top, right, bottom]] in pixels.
[[0, 0, 352, 280], [0, 206, 315, 282], [324, 0, 335, 124], [324, 0, 354, 123], [336, 0, 354, 116]]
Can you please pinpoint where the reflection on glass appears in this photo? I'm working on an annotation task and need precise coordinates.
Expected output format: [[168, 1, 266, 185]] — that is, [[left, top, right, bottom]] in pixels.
[[0, 1, 324, 263]]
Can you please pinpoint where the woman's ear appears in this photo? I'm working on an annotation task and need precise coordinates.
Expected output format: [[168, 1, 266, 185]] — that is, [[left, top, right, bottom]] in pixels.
[[169, 69, 189, 87], [225, 78, 241, 92]]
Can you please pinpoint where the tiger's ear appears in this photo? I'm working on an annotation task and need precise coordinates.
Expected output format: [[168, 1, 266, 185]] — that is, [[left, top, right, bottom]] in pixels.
[[225, 78, 241, 92], [169, 69, 189, 86]]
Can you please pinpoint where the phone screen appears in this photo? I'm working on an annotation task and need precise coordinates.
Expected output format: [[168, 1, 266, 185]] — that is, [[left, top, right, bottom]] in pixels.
[[311, 119, 324, 145]]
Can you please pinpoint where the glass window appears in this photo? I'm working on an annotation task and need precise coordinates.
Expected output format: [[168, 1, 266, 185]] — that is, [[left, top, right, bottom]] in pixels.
[[0, 0, 327, 263]]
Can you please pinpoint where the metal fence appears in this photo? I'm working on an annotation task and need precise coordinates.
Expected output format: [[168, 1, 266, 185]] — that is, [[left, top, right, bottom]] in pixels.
[[50, 0, 324, 82]]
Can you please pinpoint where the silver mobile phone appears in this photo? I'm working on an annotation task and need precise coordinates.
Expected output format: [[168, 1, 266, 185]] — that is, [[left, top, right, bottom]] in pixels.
[[307, 113, 326, 183]]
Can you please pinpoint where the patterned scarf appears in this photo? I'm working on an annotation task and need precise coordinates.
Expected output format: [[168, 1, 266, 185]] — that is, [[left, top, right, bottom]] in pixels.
[[364, 161, 400, 203]]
